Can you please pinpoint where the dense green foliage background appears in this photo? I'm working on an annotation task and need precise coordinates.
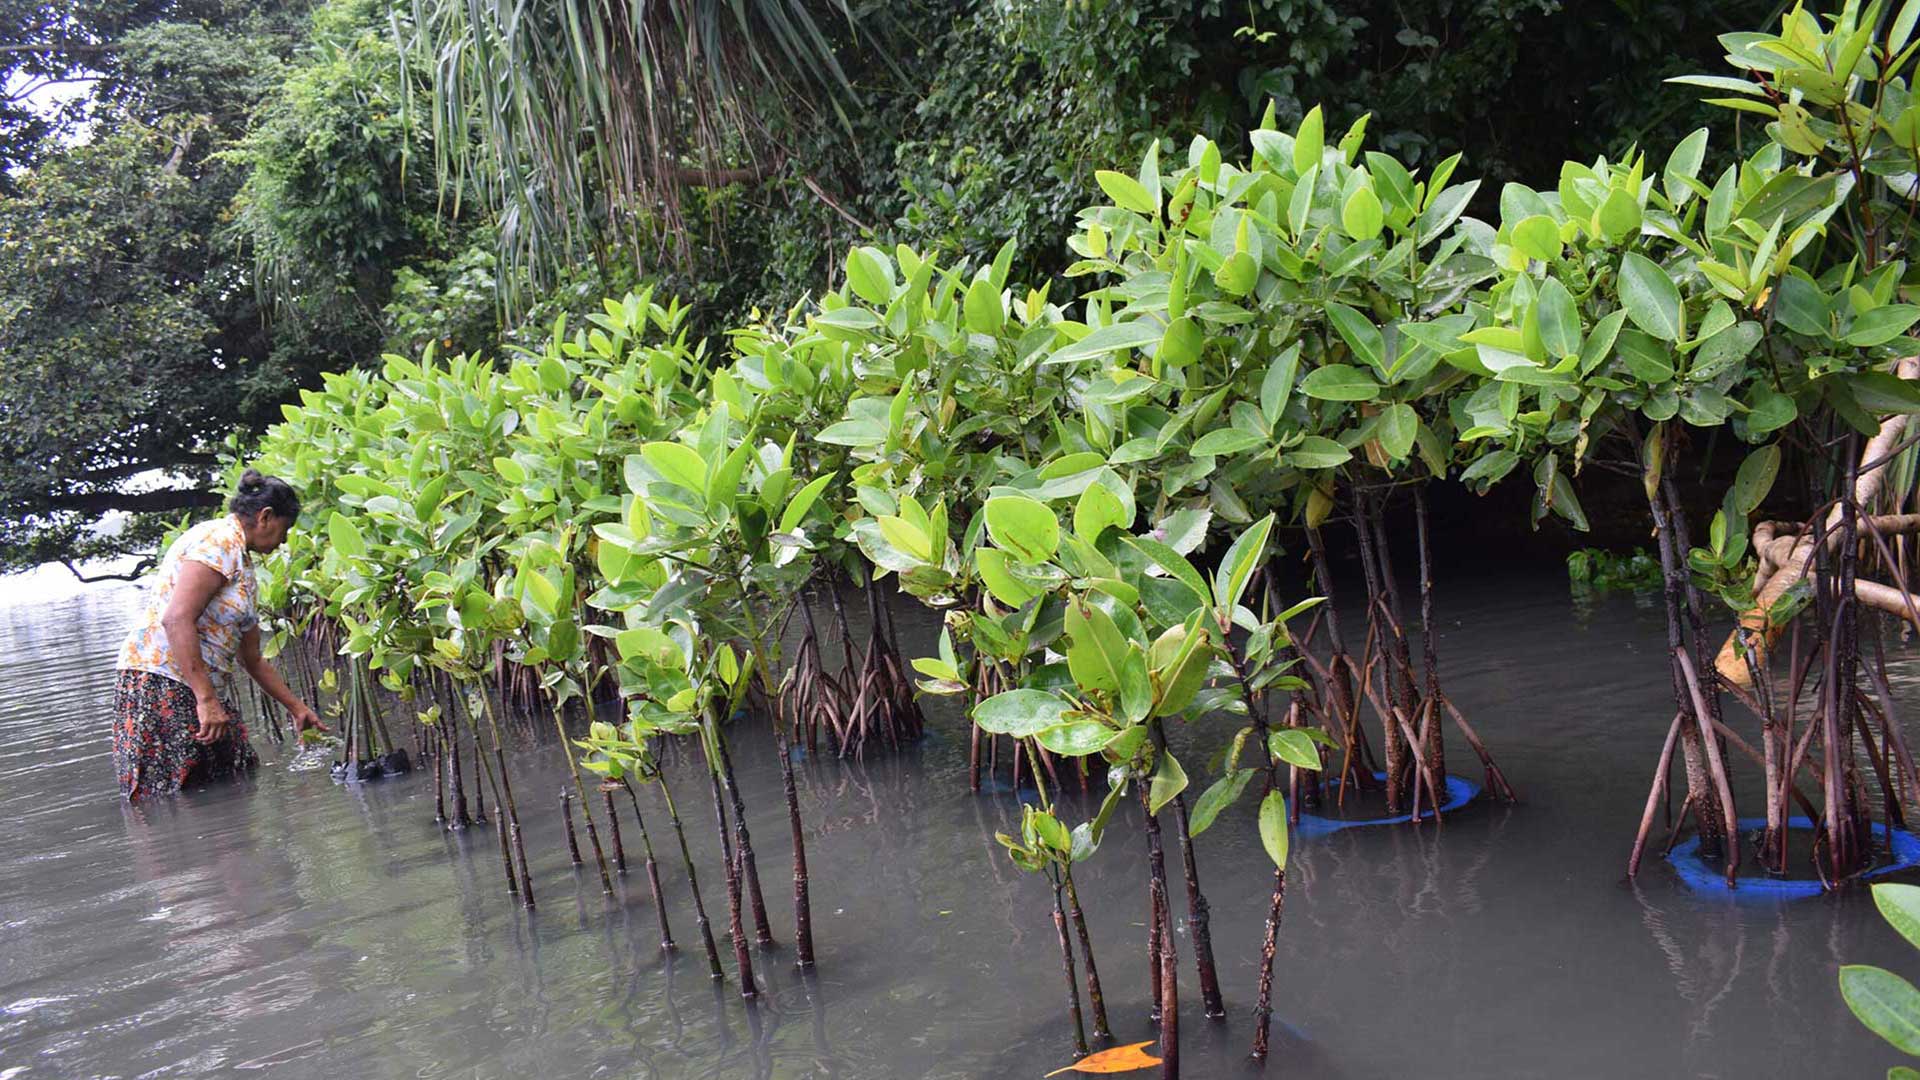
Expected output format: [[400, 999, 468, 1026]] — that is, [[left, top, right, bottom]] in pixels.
[[0, 0, 1777, 572]]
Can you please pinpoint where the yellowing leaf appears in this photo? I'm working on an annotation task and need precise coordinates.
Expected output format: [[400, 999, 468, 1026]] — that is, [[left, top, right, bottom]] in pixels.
[[1044, 1041, 1163, 1076]]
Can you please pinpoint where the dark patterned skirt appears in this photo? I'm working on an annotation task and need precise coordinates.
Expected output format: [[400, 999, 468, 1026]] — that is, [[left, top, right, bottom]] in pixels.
[[112, 669, 258, 800]]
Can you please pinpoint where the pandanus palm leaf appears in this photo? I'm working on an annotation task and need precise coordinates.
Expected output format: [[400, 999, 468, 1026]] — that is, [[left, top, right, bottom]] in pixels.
[[404, 0, 858, 300]]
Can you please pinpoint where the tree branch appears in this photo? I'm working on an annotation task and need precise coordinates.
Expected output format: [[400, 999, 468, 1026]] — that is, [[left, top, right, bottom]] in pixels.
[[43, 487, 222, 515], [60, 556, 154, 583]]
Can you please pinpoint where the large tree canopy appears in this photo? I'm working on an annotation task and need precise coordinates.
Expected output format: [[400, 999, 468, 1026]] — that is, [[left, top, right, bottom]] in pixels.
[[0, 0, 1782, 574]]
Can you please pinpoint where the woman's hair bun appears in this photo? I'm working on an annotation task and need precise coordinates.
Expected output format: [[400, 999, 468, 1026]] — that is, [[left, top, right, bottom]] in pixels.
[[229, 467, 299, 520]]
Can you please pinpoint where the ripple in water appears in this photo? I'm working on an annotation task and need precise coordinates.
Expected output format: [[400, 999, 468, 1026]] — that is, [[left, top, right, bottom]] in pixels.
[[0, 567, 1915, 1079]]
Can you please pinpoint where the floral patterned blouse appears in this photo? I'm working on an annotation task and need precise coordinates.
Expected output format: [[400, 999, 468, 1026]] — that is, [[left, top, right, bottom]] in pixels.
[[117, 515, 258, 689]]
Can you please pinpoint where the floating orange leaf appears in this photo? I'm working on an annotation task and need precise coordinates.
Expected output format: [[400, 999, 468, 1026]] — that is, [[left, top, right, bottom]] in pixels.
[[1044, 1040, 1162, 1076]]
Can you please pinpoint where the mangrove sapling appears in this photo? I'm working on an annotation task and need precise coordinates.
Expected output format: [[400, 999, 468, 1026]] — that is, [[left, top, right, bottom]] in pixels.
[[993, 742, 1120, 1057], [995, 799, 1093, 1055]]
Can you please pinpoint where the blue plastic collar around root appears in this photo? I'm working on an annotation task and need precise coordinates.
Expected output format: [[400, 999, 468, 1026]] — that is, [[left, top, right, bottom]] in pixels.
[[1665, 816, 1920, 900], [1294, 770, 1482, 839]]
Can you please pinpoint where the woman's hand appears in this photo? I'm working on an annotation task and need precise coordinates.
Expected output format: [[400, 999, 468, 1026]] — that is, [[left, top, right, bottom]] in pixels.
[[194, 696, 233, 744], [290, 702, 329, 736]]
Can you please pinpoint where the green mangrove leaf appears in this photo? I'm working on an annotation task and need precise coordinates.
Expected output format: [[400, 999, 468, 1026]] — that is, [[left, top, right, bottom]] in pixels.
[[1213, 514, 1275, 617], [1875, 884, 1920, 953], [1037, 720, 1112, 757], [1188, 768, 1254, 836], [1260, 342, 1301, 427], [1326, 304, 1387, 376], [1293, 105, 1324, 174], [1342, 185, 1383, 241], [964, 274, 1005, 336], [1375, 403, 1417, 461], [779, 472, 836, 532], [1847, 305, 1920, 347], [1065, 598, 1132, 696], [845, 246, 893, 305], [1159, 316, 1203, 368], [1073, 481, 1132, 541], [1619, 252, 1684, 343], [1126, 536, 1210, 607], [1299, 364, 1380, 401], [1689, 321, 1762, 381], [642, 442, 708, 495], [1214, 251, 1258, 296], [985, 495, 1060, 565], [1841, 965, 1920, 1055], [328, 512, 367, 559], [1511, 214, 1561, 262], [1258, 790, 1290, 868], [1051, 321, 1164, 366], [974, 689, 1070, 738], [1269, 729, 1324, 769], [976, 548, 1042, 607], [1096, 169, 1157, 216], [1287, 436, 1352, 469], [1191, 427, 1266, 457], [1148, 750, 1188, 815], [1732, 445, 1780, 516]]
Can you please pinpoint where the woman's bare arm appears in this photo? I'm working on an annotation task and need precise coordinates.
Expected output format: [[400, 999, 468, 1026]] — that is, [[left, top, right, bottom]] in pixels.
[[161, 561, 230, 743], [239, 626, 327, 734]]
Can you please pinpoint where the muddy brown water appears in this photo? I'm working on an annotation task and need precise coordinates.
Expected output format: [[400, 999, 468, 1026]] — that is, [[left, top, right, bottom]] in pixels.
[[3, 569, 1919, 1079]]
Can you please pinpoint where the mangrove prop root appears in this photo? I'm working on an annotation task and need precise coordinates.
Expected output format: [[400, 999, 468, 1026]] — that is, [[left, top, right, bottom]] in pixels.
[[1053, 882, 1089, 1056], [1064, 873, 1109, 1039], [1627, 711, 1685, 878], [495, 793, 518, 897], [623, 780, 676, 951], [602, 787, 628, 874], [715, 728, 774, 949], [491, 748, 534, 906], [562, 789, 583, 865], [578, 792, 615, 895], [1156, 875, 1180, 1080], [1250, 867, 1286, 1061], [552, 695, 614, 893], [704, 727, 758, 997], [470, 739, 488, 822], [1141, 784, 1179, 1080], [510, 816, 534, 909], [1676, 645, 1740, 885], [661, 779, 724, 978], [1168, 785, 1224, 1019], [772, 697, 816, 968], [1146, 868, 1164, 1024], [433, 727, 447, 823], [1647, 464, 1726, 853]]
